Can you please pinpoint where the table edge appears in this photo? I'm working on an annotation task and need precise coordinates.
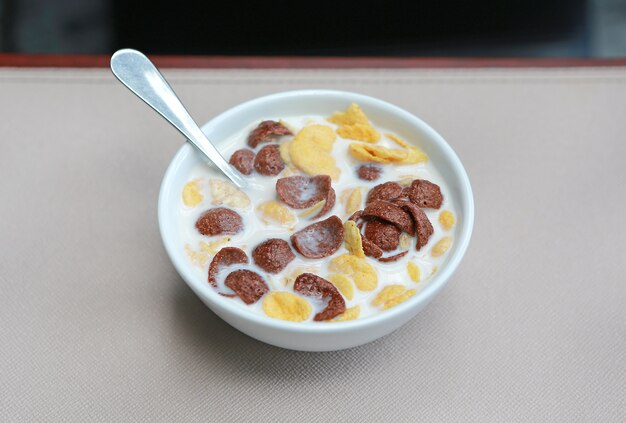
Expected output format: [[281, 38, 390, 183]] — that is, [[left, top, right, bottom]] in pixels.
[[1, 54, 625, 68]]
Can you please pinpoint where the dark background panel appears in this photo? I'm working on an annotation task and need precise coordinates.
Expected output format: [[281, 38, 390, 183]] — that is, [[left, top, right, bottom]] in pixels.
[[0, 0, 624, 57]]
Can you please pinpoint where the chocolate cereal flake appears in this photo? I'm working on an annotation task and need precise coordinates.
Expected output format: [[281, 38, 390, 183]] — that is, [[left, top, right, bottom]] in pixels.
[[361, 236, 383, 258], [195, 208, 243, 237], [405, 179, 443, 209], [208, 247, 248, 288], [252, 239, 295, 273], [314, 186, 336, 219], [254, 144, 285, 176], [247, 120, 292, 148], [364, 219, 402, 251], [366, 181, 403, 204], [378, 251, 409, 262], [276, 175, 331, 209], [357, 164, 382, 181], [224, 269, 269, 304], [362, 200, 414, 235], [391, 199, 434, 250], [229, 149, 255, 175], [294, 273, 346, 321], [290, 215, 344, 259]]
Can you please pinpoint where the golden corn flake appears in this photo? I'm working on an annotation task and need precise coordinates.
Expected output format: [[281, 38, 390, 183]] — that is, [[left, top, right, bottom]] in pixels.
[[328, 103, 370, 126], [344, 187, 362, 215], [327, 273, 355, 300], [401, 147, 429, 165], [185, 237, 232, 267], [289, 125, 340, 180], [339, 188, 350, 205], [279, 141, 291, 164], [431, 236, 453, 257], [371, 285, 407, 306], [299, 200, 325, 218], [348, 143, 409, 163], [329, 254, 377, 291], [257, 201, 296, 227], [343, 220, 365, 258], [262, 291, 311, 322], [399, 233, 411, 250], [294, 124, 335, 152], [184, 244, 209, 267], [199, 237, 231, 255], [333, 305, 361, 322], [386, 133, 428, 164], [337, 122, 381, 143], [372, 285, 416, 310], [381, 289, 416, 310], [209, 179, 250, 208], [407, 262, 421, 283], [329, 104, 380, 143], [439, 210, 456, 231], [182, 179, 203, 207]]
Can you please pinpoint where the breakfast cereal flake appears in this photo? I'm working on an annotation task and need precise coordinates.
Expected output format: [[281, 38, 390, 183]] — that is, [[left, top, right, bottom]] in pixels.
[[372, 285, 416, 309], [348, 143, 409, 163], [225, 269, 268, 304], [407, 262, 421, 283], [247, 120, 292, 148], [357, 164, 382, 181], [262, 291, 311, 322], [209, 179, 250, 208], [299, 200, 325, 218], [279, 141, 291, 164], [327, 273, 354, 300], [291, 216, 344, 259], [200, 237, 231, 255], [333, 305, 361, 322], [439, 210, 456, 231], [329, 254, 378, 291], [344, 187, 362, 215], [386, 133, 428, 164], [257, 201, 296, 227], [337, 122, 381, 143], [182, 179, 203, 207], [184, 244, 209, 267], [294, 273, 346, 321], [289, 125, 340, 180], [328, 103, 370, 126], [343, 220, 365, 258], [399, 233, 411, 250], [196, 208, 243, 237], [431, 236, 453, 257], [372, 285, 407, 306], [328, 104, 380, 142], [381, 289, 416, 310]]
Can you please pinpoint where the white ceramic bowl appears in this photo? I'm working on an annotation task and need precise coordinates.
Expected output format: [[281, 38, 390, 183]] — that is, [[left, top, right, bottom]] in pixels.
[[158, 90, 473, 351]]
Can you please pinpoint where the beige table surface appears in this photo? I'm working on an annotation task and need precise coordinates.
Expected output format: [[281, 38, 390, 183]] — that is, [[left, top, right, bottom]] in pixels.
[[0, 67, 625, 422]]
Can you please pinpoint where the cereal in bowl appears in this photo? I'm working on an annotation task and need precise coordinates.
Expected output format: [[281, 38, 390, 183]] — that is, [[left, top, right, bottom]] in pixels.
[[178, 104, 457, 322]]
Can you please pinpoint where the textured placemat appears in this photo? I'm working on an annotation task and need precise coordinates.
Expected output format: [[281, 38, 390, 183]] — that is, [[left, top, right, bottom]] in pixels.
[[0, 67, 624, 422]]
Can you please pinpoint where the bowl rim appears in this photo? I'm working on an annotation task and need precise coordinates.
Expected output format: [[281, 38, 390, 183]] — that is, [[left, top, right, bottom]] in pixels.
[[158, 89, 474, 334]]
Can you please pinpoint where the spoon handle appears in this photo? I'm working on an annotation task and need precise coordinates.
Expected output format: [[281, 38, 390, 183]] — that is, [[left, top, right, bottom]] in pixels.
[[110, 49, 247, 189]]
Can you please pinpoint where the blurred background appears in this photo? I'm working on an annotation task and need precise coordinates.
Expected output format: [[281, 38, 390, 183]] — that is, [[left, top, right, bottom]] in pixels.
[[0, 0, 624, 57]]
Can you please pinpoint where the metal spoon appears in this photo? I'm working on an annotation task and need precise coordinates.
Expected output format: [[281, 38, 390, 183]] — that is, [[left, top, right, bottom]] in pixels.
[[110, 49, 247, 189]]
